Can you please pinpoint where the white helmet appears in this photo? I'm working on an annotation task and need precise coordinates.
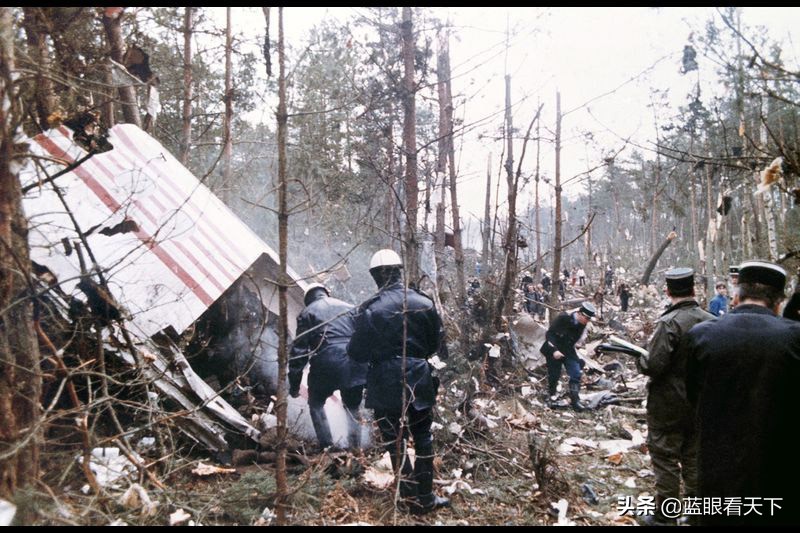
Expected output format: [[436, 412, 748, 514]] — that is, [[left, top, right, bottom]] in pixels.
[[369, 249, 403, 270]]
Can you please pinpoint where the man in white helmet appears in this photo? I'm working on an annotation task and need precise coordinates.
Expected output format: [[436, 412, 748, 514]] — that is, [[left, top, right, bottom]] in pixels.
[[289, 283, 367, 451], [347, 249, 449, 515]]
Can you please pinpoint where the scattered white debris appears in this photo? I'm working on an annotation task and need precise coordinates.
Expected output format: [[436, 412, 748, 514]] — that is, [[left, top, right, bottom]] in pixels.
[[624, 477, 637, 488], [77, 447, 143, 489], [551, 498, 575, 526], [637, 468, 654, 478], [108, 518, 128, 526], [521, 386, 533, 397], [136, 437, 156, 454], [443, 479, 486, 496], [0, 499, 16, 527], [431, 421, 444, 431], [448, 422, 464, 436], [118, 483, 158, 517], [169, 508, 191, 526], [429, 355, 447, 370], [488, 344, 501, 359], [191, 462, 236, 476]]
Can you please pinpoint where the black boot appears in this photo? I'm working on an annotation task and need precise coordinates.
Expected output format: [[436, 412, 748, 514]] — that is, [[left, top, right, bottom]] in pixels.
[[309, 403, 334, 449], [568, 382, 586, 412], [411, 451, 449, 515]]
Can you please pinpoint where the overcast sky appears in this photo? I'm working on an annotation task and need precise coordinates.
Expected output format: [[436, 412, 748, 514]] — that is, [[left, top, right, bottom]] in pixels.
[[222, 6, 800, 241]]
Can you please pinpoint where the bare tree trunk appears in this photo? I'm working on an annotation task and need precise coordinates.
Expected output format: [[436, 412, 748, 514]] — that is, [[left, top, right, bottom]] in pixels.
[[101, 7, 141, 128], [401, 7, 419, 281], [385, 102, 396, 247], [222, 7, 234, 204], [704, 155, 716, 296], [180, 7, 193, 166], [440, 30, 465, 304], [482, 153, 491, 275], [535, 117, 542, 275], [435, 37, 447, 289], [550, 92, 563, 319], [274, 7, 289, 524], [1, 7, 42, 506], [21, 8, 56, 131], [494, 75, 516, 330]]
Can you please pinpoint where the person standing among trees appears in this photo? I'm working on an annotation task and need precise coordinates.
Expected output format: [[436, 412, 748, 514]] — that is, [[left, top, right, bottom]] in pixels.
[[347, 249, 450, 515], [577, 266, 586, 287], [686, 261, 800, 526], [708, 282, 729, 316], [636, 268, 713, 526], [617, 282, 631, 312], [289, 283, 367, 451], [539, 302, 596, 411]]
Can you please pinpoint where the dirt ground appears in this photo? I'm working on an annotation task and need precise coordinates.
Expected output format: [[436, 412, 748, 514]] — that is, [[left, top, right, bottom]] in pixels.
[[21, 287, 666, 526]]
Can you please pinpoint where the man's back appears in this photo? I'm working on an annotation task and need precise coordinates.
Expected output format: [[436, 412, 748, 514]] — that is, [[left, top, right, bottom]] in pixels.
[[687, 305, 800, 524]]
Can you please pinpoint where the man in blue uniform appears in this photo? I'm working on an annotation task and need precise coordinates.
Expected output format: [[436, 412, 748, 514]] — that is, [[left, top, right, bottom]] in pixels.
[[686, 261, 800, 525], [289, 283, 367, 451], [347, 249, 449, 515], [540, 301, 596, 411]]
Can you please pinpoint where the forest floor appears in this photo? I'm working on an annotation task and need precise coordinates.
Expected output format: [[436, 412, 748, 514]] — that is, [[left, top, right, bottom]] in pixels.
[[20, 288, 668, 526]]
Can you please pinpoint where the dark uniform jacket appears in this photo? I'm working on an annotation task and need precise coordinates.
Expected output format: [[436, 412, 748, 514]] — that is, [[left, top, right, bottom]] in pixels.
[[637, 299, 712, 430], [540, 312, 586, 361], [686, 304, 800, 525], [347, 281, 444, 412], [289, 295, 367, 395]]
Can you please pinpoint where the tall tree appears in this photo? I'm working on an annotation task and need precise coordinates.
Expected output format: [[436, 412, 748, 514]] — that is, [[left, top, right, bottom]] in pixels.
[[0, 6, 42, 509], [180, 7, 193, 165], [401, 6, 419, 281], [274, 6, 289, 526], [222, 7, 233, 205], [550, 91, 563, 314], [101, 7, 141, 127]]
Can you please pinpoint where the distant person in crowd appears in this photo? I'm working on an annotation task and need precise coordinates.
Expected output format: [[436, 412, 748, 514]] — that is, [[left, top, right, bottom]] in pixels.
[[520, 271, 534, 291], [289, 283, 367, 451], [563, 267, 571, 283], [686, 261, 800, 526], [558, 274, 567, 300], [636, 268, 714, 526], [617, 282, 631, 312], [708, 282, 729, 316], [347, 249, 449, 515], [467, 277, 481, 297], [541, 271, 552, 293], [533, 284, 546, 320], [577, 266, 586, 286], [524, 282, 536, 314], [604, 265, 614, 293], [571, 267, 578, 287], [729, 265, 740, 308], [539, 302, 596, 411]]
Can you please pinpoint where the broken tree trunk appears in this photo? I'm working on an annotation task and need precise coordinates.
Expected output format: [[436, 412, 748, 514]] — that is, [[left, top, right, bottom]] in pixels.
[[640, 231, 678, 285]]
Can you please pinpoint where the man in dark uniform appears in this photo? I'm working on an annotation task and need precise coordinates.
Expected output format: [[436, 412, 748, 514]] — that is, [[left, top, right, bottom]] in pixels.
[[289, 283, 367, 451], [686, 261, 800, 525], [539, 301, 596, 411], [347, 249, 449, 515], [636, 268, 713, 526]]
